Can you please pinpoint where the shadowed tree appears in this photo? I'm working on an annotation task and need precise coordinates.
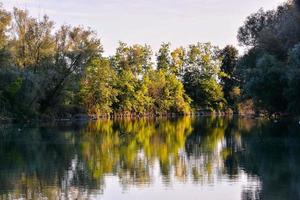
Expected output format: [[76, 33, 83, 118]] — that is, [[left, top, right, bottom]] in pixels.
[[220, 45, 239, 109], [39, 25, 103, 113]]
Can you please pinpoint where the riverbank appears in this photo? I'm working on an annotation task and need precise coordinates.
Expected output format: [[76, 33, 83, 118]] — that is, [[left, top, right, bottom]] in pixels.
[[0, 111, 292, 125]]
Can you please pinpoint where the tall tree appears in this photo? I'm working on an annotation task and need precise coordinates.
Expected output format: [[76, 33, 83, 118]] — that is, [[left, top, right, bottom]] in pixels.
[[170, 47, 186, 76], [112, 42, 152, 76], [237, 0, 300, 115], [0, 5, 11, 68], [285, 43, 300, 113], [144, 69, 191, 115], [10, 8, 55, 70], [183, 43, 224, 110], [0, 5, 11, 49], [39, 25, 103, 112], [111, 42, 153, 114], [220, 45, 239, 108], [80, 57, 118, 116], [245, 54, 288, 115], [157, 43, 171, 71]]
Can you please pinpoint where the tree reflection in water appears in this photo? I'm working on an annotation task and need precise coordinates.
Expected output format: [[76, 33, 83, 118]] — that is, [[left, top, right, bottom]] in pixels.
[[0, 117, 299, 199]]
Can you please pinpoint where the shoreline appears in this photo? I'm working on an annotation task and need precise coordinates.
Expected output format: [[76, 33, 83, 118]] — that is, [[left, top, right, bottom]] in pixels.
[[1, 112, 297, 125]]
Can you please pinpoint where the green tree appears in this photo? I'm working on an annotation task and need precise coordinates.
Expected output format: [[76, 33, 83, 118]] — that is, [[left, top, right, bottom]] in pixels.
[[0, 5, 11, 67], [80, 58, 118, 116], [245, 54, 288, 115], [0, 4, 11, 49], [171, 47, 186, 76], [157, 43, 171, 71], [144, 70, 191, 115], [220, 45, 239, 109], [183, 43, 224, 110], [39, 25, 103, 113], [10, 8, 55, 70], [157, 43, 186, 76], [111, 42, 153, 115], [0, 67, 44, 117], [111, 42, 152, 76], [237, 8, 278, 47], [114, 69, 138, 114], [237, 0, 300, 115], [132, 79, 153, 115]]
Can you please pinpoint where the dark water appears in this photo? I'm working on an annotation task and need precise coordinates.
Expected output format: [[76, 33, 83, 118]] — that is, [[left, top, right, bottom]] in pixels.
[[0, 117, 300, 200]]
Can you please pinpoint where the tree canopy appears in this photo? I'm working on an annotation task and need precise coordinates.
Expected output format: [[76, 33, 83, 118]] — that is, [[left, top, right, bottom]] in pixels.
[[237, 0, 300, 115], [2, 0, 300, 119]]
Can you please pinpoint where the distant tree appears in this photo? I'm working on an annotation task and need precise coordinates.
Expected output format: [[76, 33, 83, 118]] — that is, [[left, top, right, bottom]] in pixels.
[[0, 5, 11, 67], [111, 42, 153, 114], [132, 78, 153, 115], [10, 8, 55, 70], [157, 43, 171, 71], [237, 8, 278, 47], [183, 43, 225, 110], [237, 2, 300, 60], [170, 47, 186, 76], [111, 42, 152, 76], [144, 69, 191, 115], [39, 25, 103, 113], [114, 69, 139, 114], [157, 43, 186, 76], [220, 45, 239, 108], [0, 5, 11, 49], [80, 58, 118, 116]]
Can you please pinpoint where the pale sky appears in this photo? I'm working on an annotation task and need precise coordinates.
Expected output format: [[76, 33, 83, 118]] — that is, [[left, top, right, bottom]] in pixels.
[[1, 0, 285, 55]]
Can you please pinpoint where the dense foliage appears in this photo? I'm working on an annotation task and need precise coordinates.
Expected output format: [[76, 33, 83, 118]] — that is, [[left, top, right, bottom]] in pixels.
[[2, 0, 299, 119], [237, 0, 300, 116], [0, 6, 237, 119]]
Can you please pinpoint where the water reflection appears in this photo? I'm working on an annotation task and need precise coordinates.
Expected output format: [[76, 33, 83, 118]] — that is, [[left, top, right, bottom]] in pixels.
[[0, 117, 299, 199]]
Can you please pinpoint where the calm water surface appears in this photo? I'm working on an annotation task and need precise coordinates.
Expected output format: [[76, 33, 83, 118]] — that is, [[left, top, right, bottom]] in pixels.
[[0, 117, 300, 200]]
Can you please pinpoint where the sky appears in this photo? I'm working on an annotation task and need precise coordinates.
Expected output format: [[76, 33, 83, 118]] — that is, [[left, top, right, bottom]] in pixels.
[[1, 0, 285, 55]]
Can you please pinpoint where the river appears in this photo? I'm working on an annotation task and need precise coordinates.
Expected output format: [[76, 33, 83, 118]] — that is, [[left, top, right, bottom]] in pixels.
[[0, 117, 299, 200]]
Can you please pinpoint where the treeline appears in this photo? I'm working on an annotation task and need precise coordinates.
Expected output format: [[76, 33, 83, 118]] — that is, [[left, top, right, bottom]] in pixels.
[[1, 0, 300, 119], [0, 6, 239, 119]]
